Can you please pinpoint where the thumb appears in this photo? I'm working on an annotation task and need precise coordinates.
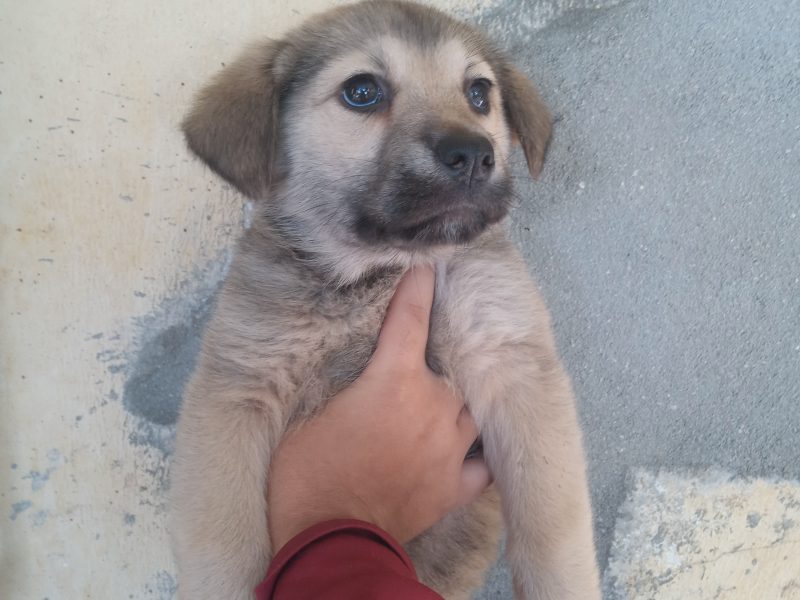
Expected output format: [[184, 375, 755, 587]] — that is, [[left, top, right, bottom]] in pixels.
[[456, 458, 492, 507], [372, 265, 435, 369]]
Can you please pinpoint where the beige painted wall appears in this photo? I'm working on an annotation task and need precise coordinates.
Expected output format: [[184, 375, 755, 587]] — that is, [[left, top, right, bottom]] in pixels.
[[0, 1, 493, 598]]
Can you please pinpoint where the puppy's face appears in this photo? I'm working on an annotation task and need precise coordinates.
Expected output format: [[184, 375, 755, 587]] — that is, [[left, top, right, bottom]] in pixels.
[[184, 0, 551, 254], [286, 35, 513, 247]]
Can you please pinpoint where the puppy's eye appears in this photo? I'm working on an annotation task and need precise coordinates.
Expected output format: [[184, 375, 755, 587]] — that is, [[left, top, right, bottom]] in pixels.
[[341, 74, 384, 110], [467, 79, 491, 114]]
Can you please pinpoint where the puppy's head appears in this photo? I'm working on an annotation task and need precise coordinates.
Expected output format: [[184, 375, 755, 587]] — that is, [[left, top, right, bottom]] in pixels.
[[184, 0, 550, 259]]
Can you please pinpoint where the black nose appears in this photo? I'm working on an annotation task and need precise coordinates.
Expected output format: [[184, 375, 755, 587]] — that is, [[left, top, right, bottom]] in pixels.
[[434, 133, 495, 184]]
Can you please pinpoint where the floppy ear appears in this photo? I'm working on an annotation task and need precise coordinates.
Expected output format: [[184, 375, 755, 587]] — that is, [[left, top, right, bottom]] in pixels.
[[182, 40, 288, 199], [498, 62, 552, 179]]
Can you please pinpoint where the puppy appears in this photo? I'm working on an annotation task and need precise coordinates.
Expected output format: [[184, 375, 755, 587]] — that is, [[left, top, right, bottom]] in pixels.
[[170, 1, 600, 598]]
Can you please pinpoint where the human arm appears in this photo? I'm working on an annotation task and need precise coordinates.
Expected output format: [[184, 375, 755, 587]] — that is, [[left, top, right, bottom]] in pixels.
[[258, 265, 490, 598]]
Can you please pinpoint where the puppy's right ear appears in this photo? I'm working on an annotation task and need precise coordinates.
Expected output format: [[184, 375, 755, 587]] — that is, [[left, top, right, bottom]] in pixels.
[[182, 41, 288, 199], [495, 61, 552, 180]]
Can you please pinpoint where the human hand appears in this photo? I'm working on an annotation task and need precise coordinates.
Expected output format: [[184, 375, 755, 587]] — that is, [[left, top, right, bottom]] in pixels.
[[267, 265, 491, 549]]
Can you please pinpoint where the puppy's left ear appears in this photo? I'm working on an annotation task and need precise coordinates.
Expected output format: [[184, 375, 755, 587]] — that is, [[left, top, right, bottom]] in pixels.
[[182, 40, 289, 199], [497, 62, 552, 179]]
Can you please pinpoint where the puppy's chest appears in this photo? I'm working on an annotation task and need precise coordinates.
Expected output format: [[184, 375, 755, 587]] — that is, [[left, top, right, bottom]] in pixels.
[[287, 279, 452, 419], [271, 253, 532, 420], [316, 270, 518, 402], [287, 275, 397, 416]]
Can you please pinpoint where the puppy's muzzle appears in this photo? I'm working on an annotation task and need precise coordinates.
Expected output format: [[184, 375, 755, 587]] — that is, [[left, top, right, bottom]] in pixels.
[[434, 132, 495, 186]]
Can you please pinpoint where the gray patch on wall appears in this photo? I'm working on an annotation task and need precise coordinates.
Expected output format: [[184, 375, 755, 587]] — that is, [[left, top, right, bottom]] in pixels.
[[144, 570, 178, 599], [122, 253, 230, 456], [9, 500, 33, 520]]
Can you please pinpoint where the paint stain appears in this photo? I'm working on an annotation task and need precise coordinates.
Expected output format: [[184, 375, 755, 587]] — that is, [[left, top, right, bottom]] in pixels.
[[123, 295, 214, 429], [32, 510, 49, 527], [96, 347, 127, 375], [23, 471, 50, 491], [775, 517, 796, 533], [21, 449, 65, 492], [121, 254, 228, 457], [144, 570, 177, 599], [9, 500, 33, 520]]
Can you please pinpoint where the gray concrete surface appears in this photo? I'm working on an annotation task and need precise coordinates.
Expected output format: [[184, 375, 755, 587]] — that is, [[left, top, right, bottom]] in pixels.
[[471, 0, 800, 596]]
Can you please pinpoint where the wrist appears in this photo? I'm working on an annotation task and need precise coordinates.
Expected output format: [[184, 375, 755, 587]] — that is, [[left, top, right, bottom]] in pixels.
[[270, 491, 379, 551]]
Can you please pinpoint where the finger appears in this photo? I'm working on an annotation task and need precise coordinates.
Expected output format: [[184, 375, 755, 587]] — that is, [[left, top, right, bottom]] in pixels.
[[456, 458, 492, 506], [372, 265, 435, 368]]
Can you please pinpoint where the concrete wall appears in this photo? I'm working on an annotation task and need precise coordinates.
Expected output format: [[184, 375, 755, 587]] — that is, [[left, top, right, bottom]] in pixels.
[[3, 1, 799, 599]]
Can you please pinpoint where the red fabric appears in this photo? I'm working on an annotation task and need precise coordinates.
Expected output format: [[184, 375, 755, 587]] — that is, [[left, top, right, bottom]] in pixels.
[[255, 519, 443, 599]]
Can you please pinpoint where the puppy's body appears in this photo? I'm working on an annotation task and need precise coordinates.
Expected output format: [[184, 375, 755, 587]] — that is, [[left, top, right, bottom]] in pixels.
[[170, 2, 600, 599]]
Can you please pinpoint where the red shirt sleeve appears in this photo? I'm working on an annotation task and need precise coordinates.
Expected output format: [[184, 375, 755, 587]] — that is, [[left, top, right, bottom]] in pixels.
[[255, 519, 443, 600]]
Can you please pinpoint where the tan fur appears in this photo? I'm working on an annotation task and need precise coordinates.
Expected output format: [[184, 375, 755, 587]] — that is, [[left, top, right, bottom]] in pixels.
[[170, 1, 599, 598]]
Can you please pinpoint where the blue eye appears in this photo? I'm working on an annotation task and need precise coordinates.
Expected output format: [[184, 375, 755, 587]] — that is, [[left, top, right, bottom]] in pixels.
[[342, 74, 384, 110], [467, 79, 491, 114]]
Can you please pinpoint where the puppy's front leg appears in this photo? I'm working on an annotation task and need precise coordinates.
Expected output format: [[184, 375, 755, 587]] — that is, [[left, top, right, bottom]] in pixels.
[[170, 389, 277, 600], [475, 347, 600, 600]]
